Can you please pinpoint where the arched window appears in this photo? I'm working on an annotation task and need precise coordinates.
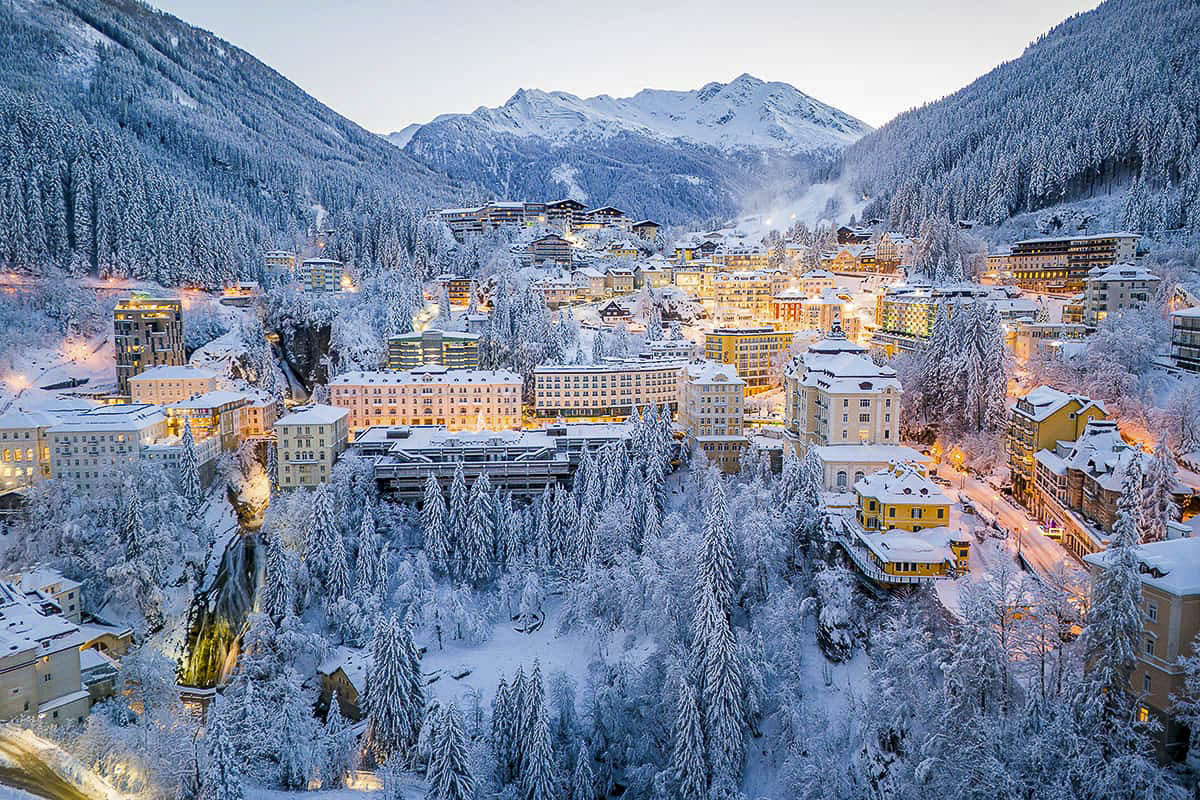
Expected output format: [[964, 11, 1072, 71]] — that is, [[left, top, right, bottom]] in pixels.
[[854, 470, 865, 484], [836, 470, 848, 489]]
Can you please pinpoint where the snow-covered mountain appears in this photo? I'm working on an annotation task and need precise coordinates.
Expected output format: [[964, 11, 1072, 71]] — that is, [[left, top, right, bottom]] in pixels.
[[391, 75, 870, 224], [399, 74, 869, 156]]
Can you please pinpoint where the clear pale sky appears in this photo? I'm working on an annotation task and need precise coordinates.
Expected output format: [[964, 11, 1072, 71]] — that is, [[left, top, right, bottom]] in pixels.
[[151, 0, 1099, 133]]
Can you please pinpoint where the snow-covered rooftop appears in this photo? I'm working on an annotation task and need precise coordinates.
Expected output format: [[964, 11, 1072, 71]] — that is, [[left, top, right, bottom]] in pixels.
[[47, 404, 165, 433], [331, 366, 521, 386], [275, 404, 348, 427], [1083, 537, 1200, 596], [1086, 263, 1159, 282], [129, 365, 217, 382], [855, 462, 950, 506]]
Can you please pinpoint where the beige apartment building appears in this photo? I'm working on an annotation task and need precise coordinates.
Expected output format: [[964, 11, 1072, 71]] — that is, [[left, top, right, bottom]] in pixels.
[[1008, 320, 1088, 363], [114, 296, 185, 396], [533, 359, 686, 419], [297, 258, 346, 293], [1082, 263, 1160, 326], [275, 404, 349, 488], [47, 404, 168, 492], [1083, 537, 1200, 760], [329, 366, 522, 436], [239, 394, 279, 438], [0, 410, 59, 491], [704, 327, 794, 394], [677, 361, 746, 473], [264, 249, 297, 272], [128, 365, 218, 405], [711, 270, 789, 317], [1007, 232, 1139, 292], [0, 581, 90, 724]]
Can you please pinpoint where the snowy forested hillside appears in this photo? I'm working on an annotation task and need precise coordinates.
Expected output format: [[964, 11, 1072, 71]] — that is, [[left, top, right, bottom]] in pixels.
[[396, 75, 871, 224], [843, 0, 1200, 236], [0, 0, 476, 286]]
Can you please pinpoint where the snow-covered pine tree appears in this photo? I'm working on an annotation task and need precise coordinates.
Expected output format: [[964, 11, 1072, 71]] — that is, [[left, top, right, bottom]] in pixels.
[[365, 614, 415, 765], [422, 473, 450, 574], [696, 586, 745, 785], [309, 483, 336, 584], [448, 462, 469, 575], [180, 418, 202, 517], [1139, 435, 1178, 543], [570, 740, 595, 800], [671, 682, 707, 800], [201, 696, 245, 800], [700, 477, 736, 616], [262, 533, 294, 621], [356, 505, 378, 596], [464, 474, 494, 584], [492, 676, 516, 786], [327, 532, 351, 608], [323, 699, 357, 789], [426, 705, 475, 800], [522, 701, 558, 800], [266, 442, 278, 492], [1074, 464, 1148, 750]]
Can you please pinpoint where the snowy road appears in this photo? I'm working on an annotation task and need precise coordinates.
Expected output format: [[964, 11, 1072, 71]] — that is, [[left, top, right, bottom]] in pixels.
[[938, 463, 1085, 583]]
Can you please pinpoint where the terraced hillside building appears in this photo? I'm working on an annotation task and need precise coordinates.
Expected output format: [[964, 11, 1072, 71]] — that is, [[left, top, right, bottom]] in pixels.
[[1006, 232, 1139, 292], [386, 330, 480, 371], [704, 327, 794, 394]]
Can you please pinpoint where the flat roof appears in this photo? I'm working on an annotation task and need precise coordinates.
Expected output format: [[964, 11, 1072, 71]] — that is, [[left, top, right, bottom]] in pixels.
[[129, 365, 217, 382], [275, 404, 347, 426], [331, 367, 520, 385]]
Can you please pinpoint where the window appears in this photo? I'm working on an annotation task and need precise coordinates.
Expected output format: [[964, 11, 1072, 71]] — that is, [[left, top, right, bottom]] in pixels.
[[1138, 706, 1150, 724], [1147, 602, 1157, 622], [1143, 673, 1152, 693], [889, 508, 896, 518], [1144, 637, 1154, 656]]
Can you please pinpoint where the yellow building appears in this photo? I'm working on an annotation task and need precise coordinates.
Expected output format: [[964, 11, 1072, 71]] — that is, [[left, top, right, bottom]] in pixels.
[[1008, 385, 1107, 505], [166, 390, 250, 452], [1083, 537, 1200, 760], [855, 461, 952, 533], [677, 361, 746, 473], [433, 274, 478, 308], [704, 327, 794, 395], [387, 330, 480, 371], [275, 404, 349, 488], [297, 258, 347, 293]]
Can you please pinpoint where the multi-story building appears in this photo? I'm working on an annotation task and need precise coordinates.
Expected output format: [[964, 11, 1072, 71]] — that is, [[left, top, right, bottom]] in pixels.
[[0, 580, 92, 724], [578, 206, 629, 230], [433, 274, 478, 308], [1008, 385, 1107, 505], [128, 365, 218, 406], [358, 422, 632, 499], [872, 283, 1037, 355], [640, 339, 697, 361], [605, 267, 635, 295], [855, 461, 953, 533], [386, 330, 480, 371], [783, 323, 902, 450], [837, 225, 872, 244], [1008, 320, 1089, 363], [821, 244, 881, 273], [796, 269, 837, 297], [329, 366, 522, 436], [601, 239, 640, 259], [47, 405, 168, 492], [0, 410, 59, 491], [712, 243, 770, 271], [1082, 537, 1200, 760], [525, 234, 574, 266], [545, 199, 588, 231], [296, 258, 346, 293], [1007, 232, 1140, 292], [533, 359, 685, 419], [275, 405, 349, 488], [1082, 263, 1160, 326], [711, 271, 789, 317], [1032, 419, 1188, 559], [874, 232, 914, 269], [772, 289, 860, 338], [1170, 307, 1200, 372], [631, 220, 660, 241], [165, 391, 250, 451], [533, 276, 580, 308], [704, 327, 794, 394], [572, 267, 608, 301], [238, 394, 279, 439], [677, 361, 746, 473], [264, 250, 297, 273], [114, 296, 184, 396]]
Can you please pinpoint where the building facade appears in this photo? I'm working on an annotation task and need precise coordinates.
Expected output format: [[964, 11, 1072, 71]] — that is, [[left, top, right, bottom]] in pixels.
[[1007, 385, 1107, 505], [114, 296, 184, 396], [166, 391, 250, 451], [533, 359, 685, 419], [711, 271, 789, 317], [0, 411, 58, 491], [704, 327, 793, 394], [128, 365, 219, 406], [677, 361, 746, 473], [329, 366, 522, 436], [525, 234, 574, 266], [47, 405, 168, 492], [1006, 232, 1139, 292], [1083, 538, 1200, 760], [275, 405, 349, 488], [386, 330, 480, 371], [1170, 307, 1200, 372], [1082, 263, 1160, 326]]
